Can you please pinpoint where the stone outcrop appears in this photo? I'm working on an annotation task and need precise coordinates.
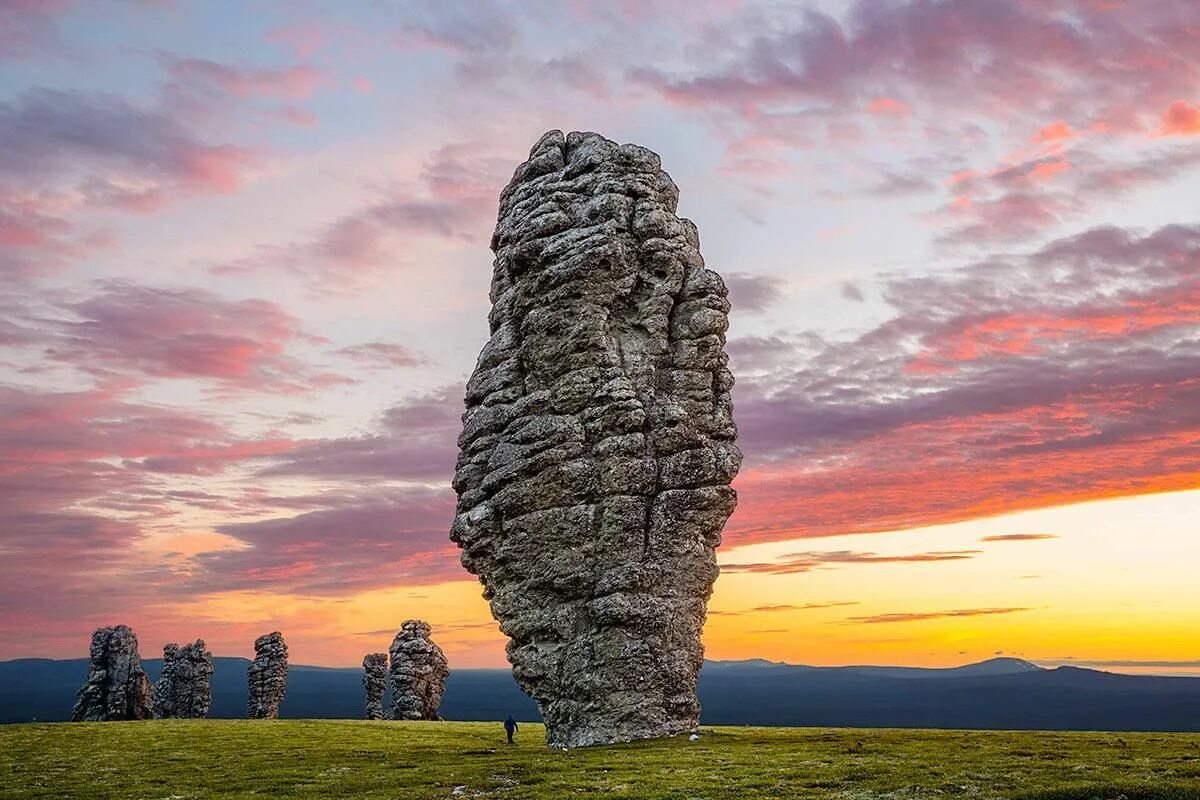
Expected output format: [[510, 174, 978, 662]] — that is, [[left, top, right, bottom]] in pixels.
[[450, 130, 740, 747], [247, 631, 288, 719], [72, 625, 153, 721], [153, 639, 213, 719], [362, 652, 388, 720], [387, 620, 448, 720]]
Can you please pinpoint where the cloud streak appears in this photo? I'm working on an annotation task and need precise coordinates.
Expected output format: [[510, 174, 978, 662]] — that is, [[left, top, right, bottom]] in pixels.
[[5, 280, 350, 395], [848, 607, 1034, 624], [722, 550, 980, 575], [192, 488, 460, 595], [710, 602, 861, 616], [980, 534, 1057, 542]]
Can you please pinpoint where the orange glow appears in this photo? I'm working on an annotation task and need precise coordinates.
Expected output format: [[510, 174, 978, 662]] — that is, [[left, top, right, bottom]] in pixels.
[[1031, 120, 1075, 143], [1158, 100, 1200, 137], [703, 490, 1200, 674], [908, 295, 1200, 369], [1027, 159, 1070, 181], [727, 400, 1200, 545], [866, 96, 910, 117]]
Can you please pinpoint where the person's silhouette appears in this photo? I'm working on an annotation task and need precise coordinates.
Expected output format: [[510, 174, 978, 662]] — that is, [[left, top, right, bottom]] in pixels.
[[503, 714, 518, 744]]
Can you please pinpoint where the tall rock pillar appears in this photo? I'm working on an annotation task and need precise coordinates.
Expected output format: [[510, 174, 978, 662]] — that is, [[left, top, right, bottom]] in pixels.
[[72, 625, 153, 722], [247, 631, 288, 719], [363, 652, 388, 720], [387, 621, 448, 720], [153, 639, 214, 718], [450, 131, 740, 747]]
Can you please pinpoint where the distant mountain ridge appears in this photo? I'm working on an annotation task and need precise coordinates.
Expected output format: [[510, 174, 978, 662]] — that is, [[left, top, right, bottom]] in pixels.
[[3, 656, 1198, 731], [708, 656, 1042, 679]]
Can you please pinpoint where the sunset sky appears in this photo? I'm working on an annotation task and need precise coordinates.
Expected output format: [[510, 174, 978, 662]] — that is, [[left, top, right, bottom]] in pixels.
[[2, 0, 1198, 676]]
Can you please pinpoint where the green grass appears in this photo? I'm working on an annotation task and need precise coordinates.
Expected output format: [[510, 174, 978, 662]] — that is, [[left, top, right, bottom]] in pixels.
[[1, 721, 1198, 799]]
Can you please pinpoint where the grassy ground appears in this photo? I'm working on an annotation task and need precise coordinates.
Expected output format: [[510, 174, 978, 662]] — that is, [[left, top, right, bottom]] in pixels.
[[1, 720, 1198, 799]]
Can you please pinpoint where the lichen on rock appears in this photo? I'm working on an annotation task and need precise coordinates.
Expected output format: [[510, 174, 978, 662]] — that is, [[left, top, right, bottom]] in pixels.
[[362, 652, 388, 720], [247, 631, 288, 719], [72, 625, 153, 722], [153, 639, 213, 718], [450, 130, 740, 747], [387, 620, 448, 720]]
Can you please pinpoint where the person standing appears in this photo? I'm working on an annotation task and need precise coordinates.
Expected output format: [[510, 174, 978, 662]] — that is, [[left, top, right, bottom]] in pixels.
[[503, 714, 518, 744]]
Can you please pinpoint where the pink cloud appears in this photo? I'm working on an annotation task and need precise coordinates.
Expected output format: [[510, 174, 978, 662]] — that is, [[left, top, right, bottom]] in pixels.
[[0, 89, 257, 190], [162, 56, 325, 100], [0, 206, 70, 247], [725, 223, 1200, 544], [0, 382, 220, 466], [192, 488, 461, 594], [51, 282, 339, 392], [1027, 159, 1071, 182], [635, 1, 1200, 149], [934, 147, 1200, 245], [3, 280, 346, 393], [0, 193, 117, 279], [866, 96, 910, 117], [1031, 120, 1076, 143], [174, 143, 256, 193], [1158, 100, 1200, 137], [0, 87, 260, 266], [131, 438, 297, 476], [334, 342, 423, 369]]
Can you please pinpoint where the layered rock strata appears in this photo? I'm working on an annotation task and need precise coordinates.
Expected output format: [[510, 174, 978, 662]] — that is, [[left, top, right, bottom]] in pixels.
[[387, 620, 448, 720], [72, 625, 153, 721], [450, 130, 740, 747]]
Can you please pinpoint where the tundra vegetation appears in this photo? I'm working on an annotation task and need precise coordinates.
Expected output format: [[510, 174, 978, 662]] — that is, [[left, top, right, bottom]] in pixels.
[[2, 720, 1197, 799]]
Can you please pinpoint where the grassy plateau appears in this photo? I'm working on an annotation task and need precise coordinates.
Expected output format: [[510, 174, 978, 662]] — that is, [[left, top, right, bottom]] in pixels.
[[1, 720, 1198, 799]]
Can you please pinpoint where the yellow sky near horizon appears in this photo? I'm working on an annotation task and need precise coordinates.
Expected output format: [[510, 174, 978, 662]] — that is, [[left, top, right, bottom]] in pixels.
[[149, 488, 1200, 677]]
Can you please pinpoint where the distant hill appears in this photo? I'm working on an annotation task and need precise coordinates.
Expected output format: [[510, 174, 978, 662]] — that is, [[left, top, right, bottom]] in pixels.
[[696, 657, 1200, 731], [3, 656, 1198, 731]]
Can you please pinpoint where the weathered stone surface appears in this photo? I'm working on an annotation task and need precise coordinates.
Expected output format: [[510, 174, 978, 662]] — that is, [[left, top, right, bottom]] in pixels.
[[362, 652, 388, 720], [247, 631, 288, 719], [153, 639, 213, 718], [387, 620, 448, 720], [450, 130, 740, 747], [72, 625, 153, 722]]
